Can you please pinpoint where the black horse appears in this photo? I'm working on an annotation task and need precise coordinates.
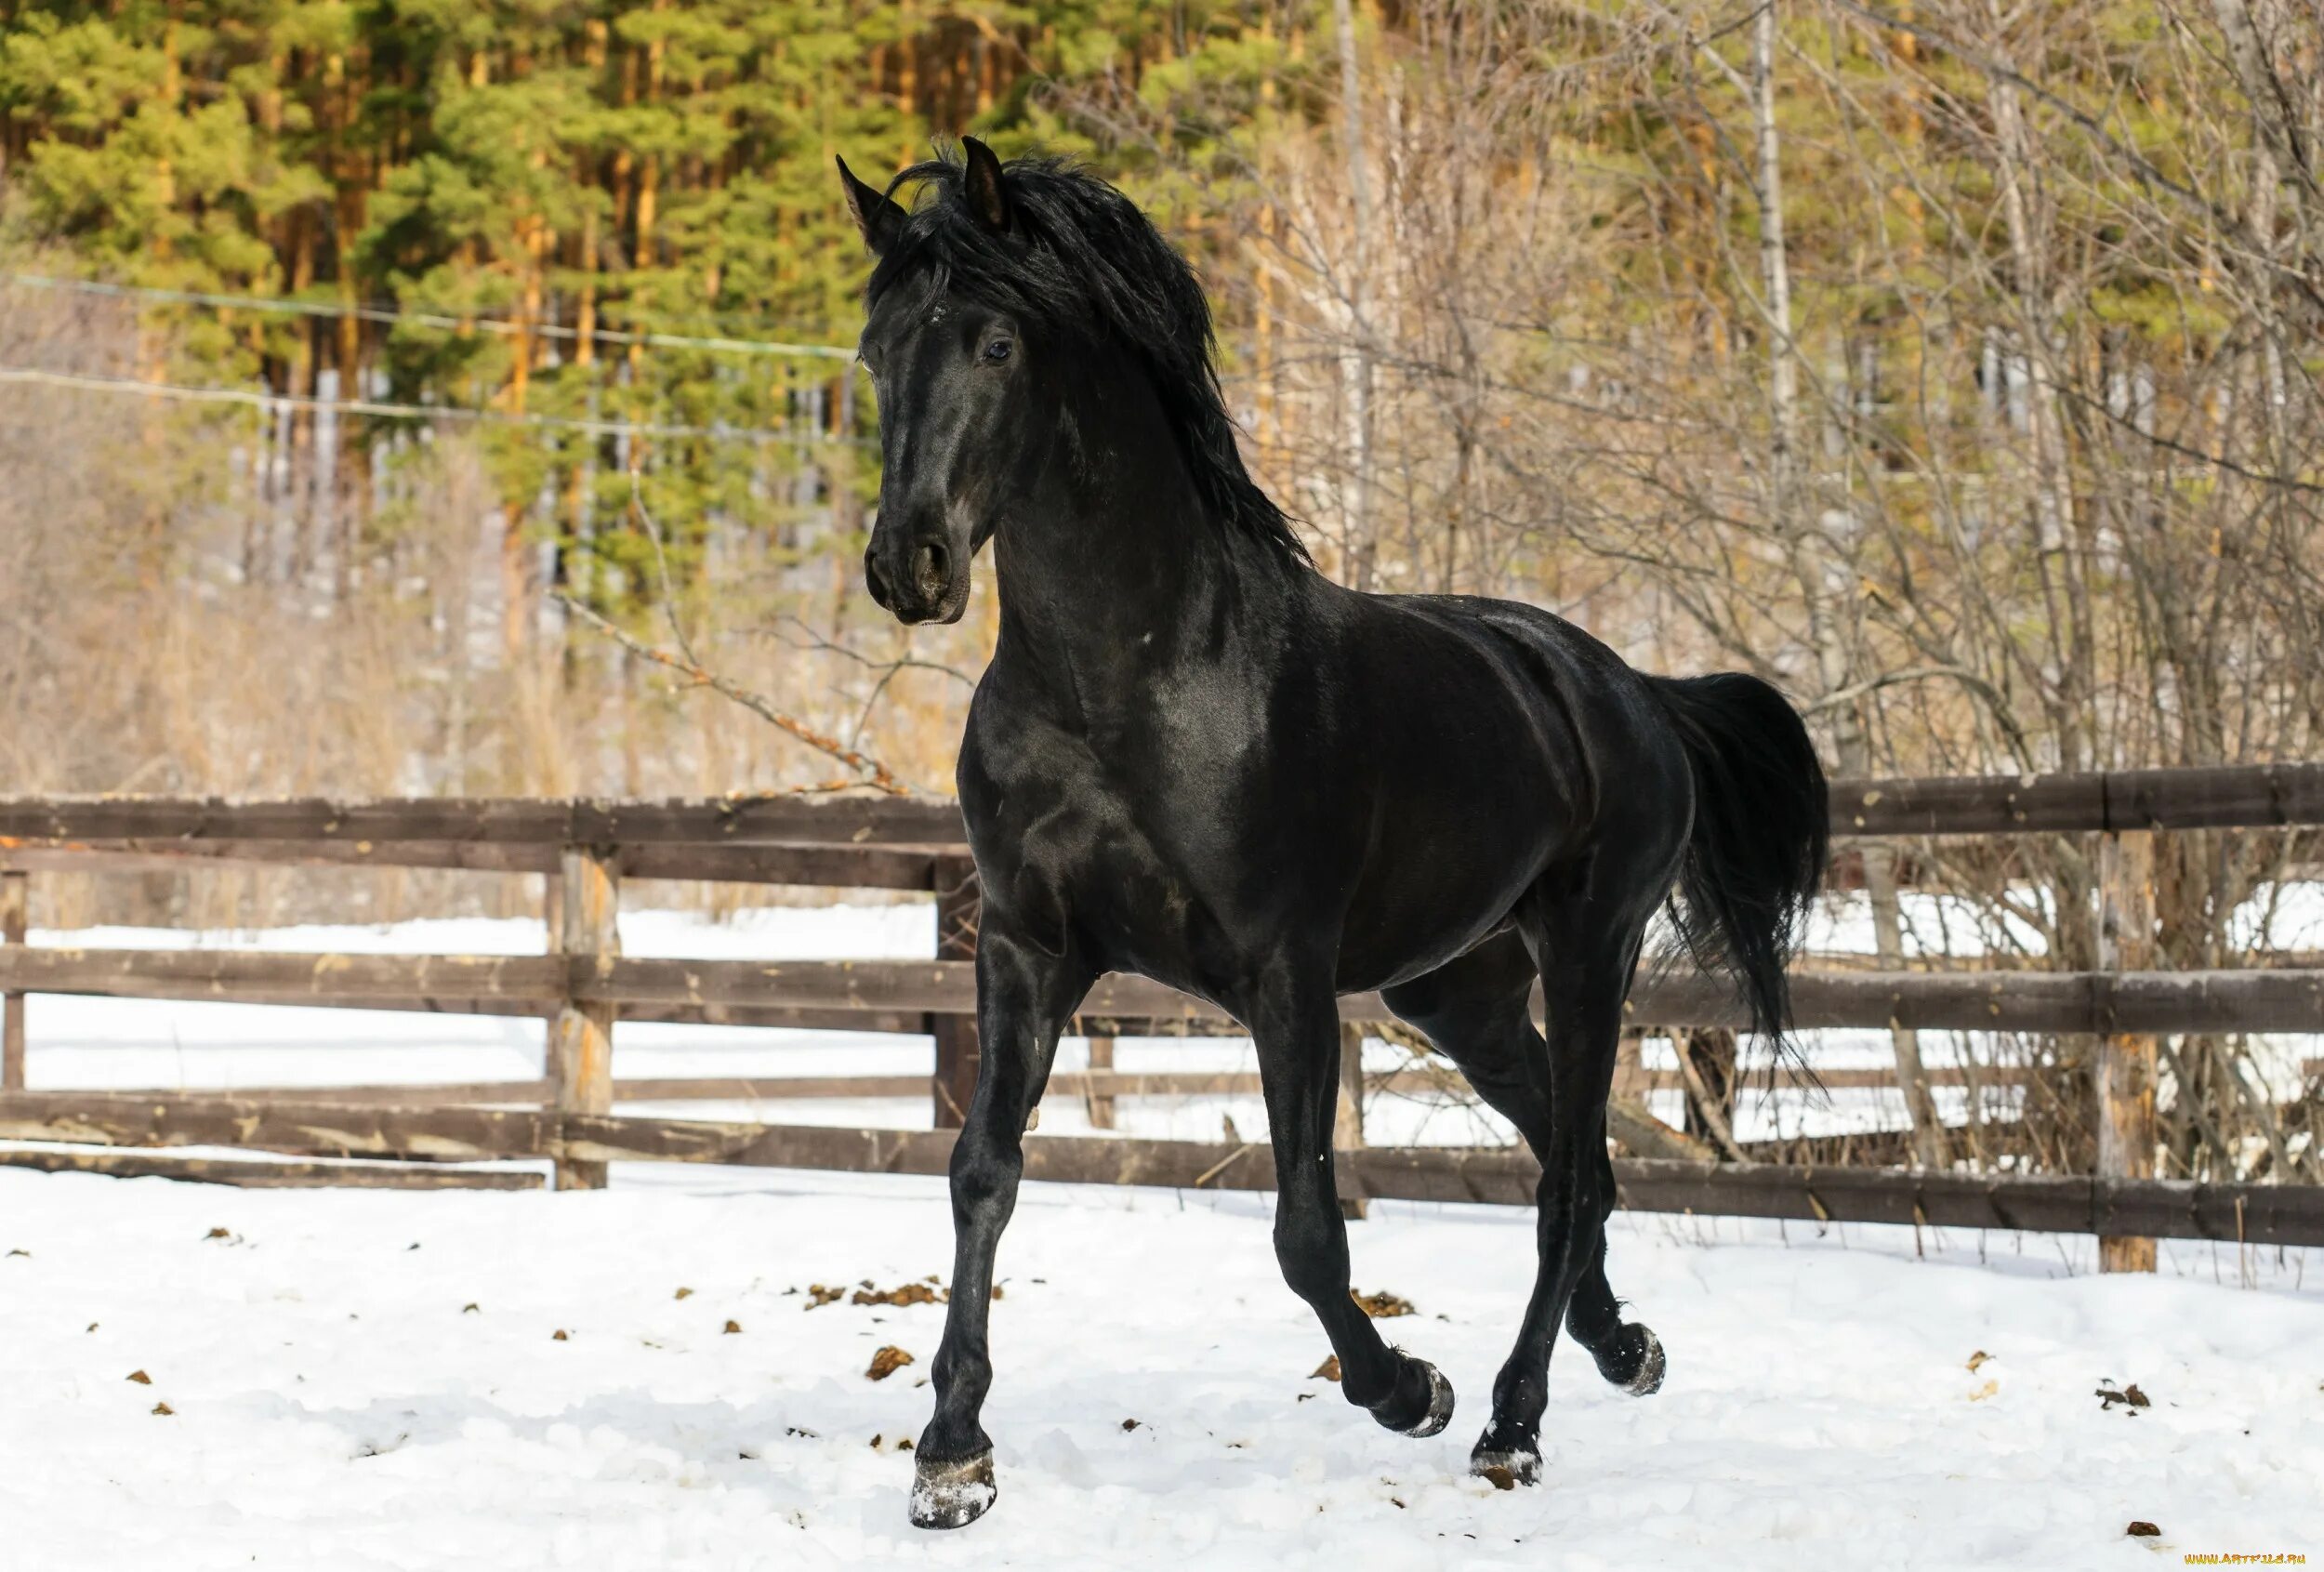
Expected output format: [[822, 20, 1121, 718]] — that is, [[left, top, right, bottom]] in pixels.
[[837, 139, 1828, 1529]]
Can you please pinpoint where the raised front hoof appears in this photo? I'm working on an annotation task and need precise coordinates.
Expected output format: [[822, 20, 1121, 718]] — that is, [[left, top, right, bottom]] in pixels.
[[1469, 1444, 1542, 1490], [1593, 1323, 1666, 1396], [1370, 1354, 1455, 1439], [908, 1449, 997, 1530]]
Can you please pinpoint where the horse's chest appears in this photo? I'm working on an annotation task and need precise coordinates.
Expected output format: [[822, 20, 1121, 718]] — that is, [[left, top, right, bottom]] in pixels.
[[962, 728, 1248, 980]]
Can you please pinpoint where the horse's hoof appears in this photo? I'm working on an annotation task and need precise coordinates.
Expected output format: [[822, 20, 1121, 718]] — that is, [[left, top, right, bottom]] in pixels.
[[1470, 1445, 1542, 1489], [1600, 1324, 1665, 1396], [1373, 1354, 1455, 1438], [908, 1448, 997, 1530]]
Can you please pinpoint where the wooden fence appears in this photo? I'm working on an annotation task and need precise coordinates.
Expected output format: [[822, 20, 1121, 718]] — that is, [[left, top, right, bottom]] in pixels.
[[0, 762, 2320, 1252]]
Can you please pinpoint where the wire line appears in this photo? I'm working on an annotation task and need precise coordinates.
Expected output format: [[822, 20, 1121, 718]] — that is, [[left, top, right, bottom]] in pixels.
[[0, 363, 868, 448], [5, 273, 859, 362]]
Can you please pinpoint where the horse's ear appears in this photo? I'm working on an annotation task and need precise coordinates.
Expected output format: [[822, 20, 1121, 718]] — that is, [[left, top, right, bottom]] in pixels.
[[836, 155, 906, 256], [959, 136, 1011, 234]]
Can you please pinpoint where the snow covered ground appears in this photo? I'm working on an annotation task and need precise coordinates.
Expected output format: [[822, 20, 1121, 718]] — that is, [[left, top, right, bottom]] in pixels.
[[3, 898, 2321, 1565], [2, 1165, 2318, 1569]]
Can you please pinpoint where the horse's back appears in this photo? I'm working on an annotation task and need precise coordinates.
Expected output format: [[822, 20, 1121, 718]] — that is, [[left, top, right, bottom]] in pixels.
[[1343, 588, 1690, 829]]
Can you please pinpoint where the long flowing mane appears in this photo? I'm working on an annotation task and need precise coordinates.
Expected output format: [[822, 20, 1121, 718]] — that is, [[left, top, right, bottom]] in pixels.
[[868, 148, 1311, 566]]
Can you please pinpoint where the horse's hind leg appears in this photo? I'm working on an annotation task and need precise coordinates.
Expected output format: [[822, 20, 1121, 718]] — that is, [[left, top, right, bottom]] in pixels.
[[1562, 1141, 1665, 1395], [1382, 932, 1661, 1403], [1381, 920, 1659, 1486]]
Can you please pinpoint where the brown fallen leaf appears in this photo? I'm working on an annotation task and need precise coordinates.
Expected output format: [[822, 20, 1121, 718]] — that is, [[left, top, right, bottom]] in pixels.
[[724, 1320, 743, 1335], [866, 1345, 915, 1381], [125, 1370, 152, 1385], [898, 1436, 913, 1451], [462, 1303, 480, 1314], [674, 1287, 693, 1301], [804, 1285, 844, 1310], [1966, 1350, 1991, 1373], [1479, 1465, 1517, 1492], [1312, 1355, 1342, 1381], [551, 1329, 569, 1341], [151, 1402, 174, 1417], [205, 1227, 231, 1240], [1352, 1289, 1414, 1319], [2126, 1522, 2160, 1538], [1121, 1419, 1141, 1433], [852, 1283, 943, 1309], [2095, 1382, 2150, 1412]]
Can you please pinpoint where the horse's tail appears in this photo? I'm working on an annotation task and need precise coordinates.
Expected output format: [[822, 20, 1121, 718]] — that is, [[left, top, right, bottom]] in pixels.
[[1646, 672, 1829, 1063]]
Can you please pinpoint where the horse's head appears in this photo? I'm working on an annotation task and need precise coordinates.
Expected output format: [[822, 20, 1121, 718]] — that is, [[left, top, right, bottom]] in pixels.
[[839, 139, 1045, 627], [838, 141, 1307, 627]]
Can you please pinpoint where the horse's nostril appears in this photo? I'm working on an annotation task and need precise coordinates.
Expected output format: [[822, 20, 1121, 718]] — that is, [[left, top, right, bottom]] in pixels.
[[913, 540, 950, 598], [865, 548, 891, 609]]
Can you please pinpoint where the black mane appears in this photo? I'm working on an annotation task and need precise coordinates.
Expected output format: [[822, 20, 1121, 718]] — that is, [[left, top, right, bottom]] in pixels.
[[868, 149, 1311, 567]]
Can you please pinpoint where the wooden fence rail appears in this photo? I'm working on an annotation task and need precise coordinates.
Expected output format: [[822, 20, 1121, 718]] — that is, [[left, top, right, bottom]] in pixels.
[[2, 948, 2318, 1037], [0, 760, 2319, 862], [68, 1059, 2238, 1112], [0, 838, 943, 890], [0, 1093, 2316, 1248], [54, 1055, 2222, 1106]]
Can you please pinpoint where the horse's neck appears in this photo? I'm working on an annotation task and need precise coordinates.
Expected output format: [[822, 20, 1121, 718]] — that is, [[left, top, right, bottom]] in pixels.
[[990, 398, 1293, 715]]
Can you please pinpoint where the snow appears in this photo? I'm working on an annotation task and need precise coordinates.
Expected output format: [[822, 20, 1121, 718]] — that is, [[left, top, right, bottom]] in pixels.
[[4, 901, 2322, 1564], [2, 1166, 2318, 1568]]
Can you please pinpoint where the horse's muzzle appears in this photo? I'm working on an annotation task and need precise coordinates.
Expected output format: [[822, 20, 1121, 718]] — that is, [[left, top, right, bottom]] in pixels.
[[865, 534, 968, 624]]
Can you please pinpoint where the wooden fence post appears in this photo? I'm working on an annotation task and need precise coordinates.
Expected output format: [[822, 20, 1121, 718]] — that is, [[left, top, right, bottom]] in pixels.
[[931, 855, 980, 1129], [1335, 1020, 1368, 1220], [549, 848, 618, 1191], [1084, 1035, 1116, 1129], [2, 871, 25, 1091], [2096, 830, 2159, 1273], [543, 870, 564, 952], [541, 869, 564, 1122]]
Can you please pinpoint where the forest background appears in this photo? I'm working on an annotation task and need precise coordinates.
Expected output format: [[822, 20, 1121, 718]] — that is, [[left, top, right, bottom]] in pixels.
[[0, 1, 2317, 1172]]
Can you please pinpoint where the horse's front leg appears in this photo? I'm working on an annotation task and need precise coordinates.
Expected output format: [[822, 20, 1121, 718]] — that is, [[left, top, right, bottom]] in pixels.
[[909, 919, 1090, 1530], [1251, 967, 1455, 1440]]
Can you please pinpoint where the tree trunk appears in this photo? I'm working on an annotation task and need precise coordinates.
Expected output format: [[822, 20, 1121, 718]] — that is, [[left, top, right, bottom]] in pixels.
[[1331, 0, 1378, 591], [1750, 4, 1948, 1168]]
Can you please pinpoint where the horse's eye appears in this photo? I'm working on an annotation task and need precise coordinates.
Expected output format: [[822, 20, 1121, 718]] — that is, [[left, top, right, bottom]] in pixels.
[[983, 338, 1013, 363]]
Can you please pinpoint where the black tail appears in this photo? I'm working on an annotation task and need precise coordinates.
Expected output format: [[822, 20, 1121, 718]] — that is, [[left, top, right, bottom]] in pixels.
[[1647, 673, 1829, 1063]]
